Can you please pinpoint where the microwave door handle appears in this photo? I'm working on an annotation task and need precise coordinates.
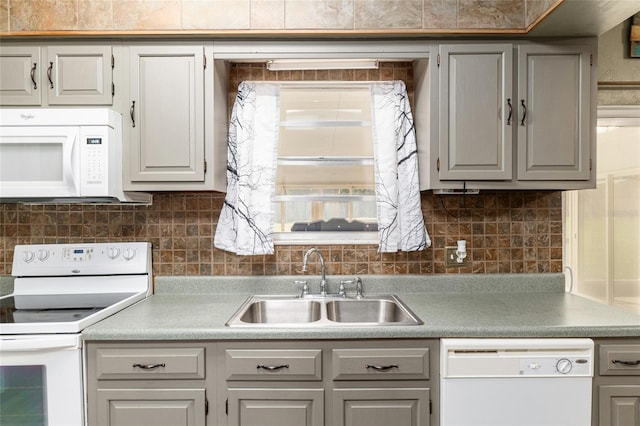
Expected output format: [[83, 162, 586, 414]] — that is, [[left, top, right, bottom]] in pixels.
[[64, 128, 80, 194]]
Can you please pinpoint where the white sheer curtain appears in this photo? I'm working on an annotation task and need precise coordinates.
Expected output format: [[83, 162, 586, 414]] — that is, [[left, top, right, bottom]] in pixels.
[[213, 81, 280, 255], [215, 80, 430, 255], [371, 81, 430, 252]]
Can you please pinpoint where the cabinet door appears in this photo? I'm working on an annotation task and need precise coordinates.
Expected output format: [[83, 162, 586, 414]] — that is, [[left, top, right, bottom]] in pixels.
[[227, 388, 324, 426], [333, 388, 430, 426], [96, 388, 206, 426], [598, 385, 640, 426], [517, 44, 591, 181], [438, 44, 513, 180], [46, 45, 113, 105], [0, 45, 41, 105], [127, 44, 205, 184]]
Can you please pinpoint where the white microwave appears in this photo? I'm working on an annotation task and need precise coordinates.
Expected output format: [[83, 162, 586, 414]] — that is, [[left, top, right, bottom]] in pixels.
[[0, 108, 151, 203]]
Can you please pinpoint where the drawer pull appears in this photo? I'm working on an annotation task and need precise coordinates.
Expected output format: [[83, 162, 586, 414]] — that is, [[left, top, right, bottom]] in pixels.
[[612, 359, 640, 366], [366, 364, 399, 371], [257, 364, 290, 371], [132, 363, 166, 370]]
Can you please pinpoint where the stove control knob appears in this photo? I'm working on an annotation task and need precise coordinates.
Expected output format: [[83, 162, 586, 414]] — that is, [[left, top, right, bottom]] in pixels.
[[23, 250, 35, 263], [122, 248, 136, 261], [37, 249, 50, 261], [107, 247, 120, 259], [556, 358, 573, 374]]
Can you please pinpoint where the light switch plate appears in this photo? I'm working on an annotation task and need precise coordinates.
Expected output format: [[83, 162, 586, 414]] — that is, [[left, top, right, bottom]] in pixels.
[[445, 246, 467, 267]]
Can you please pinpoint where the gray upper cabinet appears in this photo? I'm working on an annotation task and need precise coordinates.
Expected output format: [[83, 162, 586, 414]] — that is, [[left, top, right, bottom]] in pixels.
[[123, 43, 227, 191], [438, 43, 513, 181], [0, 43, 113, 106], [0, 45, 41, 105], [516, 44, 592, 181], [416, 39, 596, 191], [46, 45, 113, 105]]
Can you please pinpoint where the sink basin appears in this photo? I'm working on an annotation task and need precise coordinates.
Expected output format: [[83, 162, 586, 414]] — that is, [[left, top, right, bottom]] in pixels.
[[238, 299, 321, 324], [325, 298, 420, 325], [226, 294, 422, 327]]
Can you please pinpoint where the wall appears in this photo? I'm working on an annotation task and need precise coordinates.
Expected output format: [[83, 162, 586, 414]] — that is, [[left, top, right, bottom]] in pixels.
[[0, 61, 564, 277], [0, 0, 557, 33], [598, 18, 640, 105]]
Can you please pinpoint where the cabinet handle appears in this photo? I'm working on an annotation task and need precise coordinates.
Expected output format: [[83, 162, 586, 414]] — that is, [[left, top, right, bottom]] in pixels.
[[366, 364, 399, 371], [506, 98, 512, 125], [612, 359, 640, 366], [47, 62, 54, 89], [132, 363, 166, 370], [130, 101, 136, 128], [520, 99, 527, 126], [257, 364, 289, 371], [30, 63, 37, 89]]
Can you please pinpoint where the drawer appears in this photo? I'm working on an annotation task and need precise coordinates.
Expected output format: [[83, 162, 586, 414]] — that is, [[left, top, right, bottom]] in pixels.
[[95, 347, 205, 380], [332, 348, 430, 380], [225, 349, 322, 381], [599, 344, 640, 376]]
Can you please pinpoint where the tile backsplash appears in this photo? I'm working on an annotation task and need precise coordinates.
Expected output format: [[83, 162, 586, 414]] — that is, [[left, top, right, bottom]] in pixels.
[[0, 191, 563, 276]]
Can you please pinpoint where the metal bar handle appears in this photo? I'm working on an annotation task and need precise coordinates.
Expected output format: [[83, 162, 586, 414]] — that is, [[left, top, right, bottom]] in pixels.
[[47, 61, 54, 89], [30, 63, 37, 89], [520, 99, 527, 126], [366, 364, 399, 371], [130, 101, 136, 127], [506, 98, 512, 125], [257, 364, 290, 371], [612, 359, 640, 366], [132, 363, 166, 370]]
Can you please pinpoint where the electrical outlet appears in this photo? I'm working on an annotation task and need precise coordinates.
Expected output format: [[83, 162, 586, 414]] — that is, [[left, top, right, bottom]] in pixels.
[[445, 246, 467, 267]]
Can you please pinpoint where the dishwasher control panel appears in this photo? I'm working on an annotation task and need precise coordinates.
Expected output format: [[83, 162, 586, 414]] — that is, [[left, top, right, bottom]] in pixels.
[[441, 338, 594, 378]]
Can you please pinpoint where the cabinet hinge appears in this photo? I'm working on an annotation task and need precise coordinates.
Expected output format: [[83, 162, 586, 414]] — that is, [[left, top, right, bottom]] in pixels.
[[590, 54, 593, 66], [437, 53, 440, 67], [111, 82, 115, 97], [429, 399, 432, 415], [203, 53, 207, 70], [204, 160, 207, 174], [111, 54, 115, 69], [436, 157, 440, 172], [205, 398, 209, 416], [225, 398, 228, 415], [590, 158, 592, 171]]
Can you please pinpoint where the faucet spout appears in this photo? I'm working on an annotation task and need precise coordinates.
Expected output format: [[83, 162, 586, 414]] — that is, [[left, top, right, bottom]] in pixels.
[[302, 248, 327, 296]]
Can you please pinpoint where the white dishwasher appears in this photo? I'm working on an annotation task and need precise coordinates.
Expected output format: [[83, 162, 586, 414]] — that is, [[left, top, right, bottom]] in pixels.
[[440, 338, 594, 426]]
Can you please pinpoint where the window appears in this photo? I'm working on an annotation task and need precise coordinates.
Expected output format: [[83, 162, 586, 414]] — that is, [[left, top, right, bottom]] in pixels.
[[274, 84, 378, 244]]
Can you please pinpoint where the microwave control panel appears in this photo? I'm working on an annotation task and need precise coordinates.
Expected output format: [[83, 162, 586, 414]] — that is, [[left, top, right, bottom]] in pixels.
[[80, 130, 110, 195]]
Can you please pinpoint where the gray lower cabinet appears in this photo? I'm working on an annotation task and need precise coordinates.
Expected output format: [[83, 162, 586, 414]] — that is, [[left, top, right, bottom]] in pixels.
[[593, 339, 640, 426], [96, 388, 206, 426], [220, 340, 437, 426], [86, 342, 213, 426], [333, 388, 430, 426], [227, 388, 324, 426]]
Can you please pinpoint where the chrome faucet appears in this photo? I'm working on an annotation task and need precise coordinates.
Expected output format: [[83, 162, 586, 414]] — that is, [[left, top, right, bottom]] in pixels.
[[302, 248, 327, 296]]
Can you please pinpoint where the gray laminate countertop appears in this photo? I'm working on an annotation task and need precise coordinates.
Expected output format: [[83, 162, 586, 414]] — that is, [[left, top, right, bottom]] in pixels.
[[81, 274, 640, 341]]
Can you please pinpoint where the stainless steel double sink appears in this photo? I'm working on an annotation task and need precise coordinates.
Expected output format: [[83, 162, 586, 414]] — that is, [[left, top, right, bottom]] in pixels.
[[225, 294, 422, 327]]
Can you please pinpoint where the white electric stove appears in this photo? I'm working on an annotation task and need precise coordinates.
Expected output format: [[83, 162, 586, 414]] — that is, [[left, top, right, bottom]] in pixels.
[[0, 242, 153, 426]]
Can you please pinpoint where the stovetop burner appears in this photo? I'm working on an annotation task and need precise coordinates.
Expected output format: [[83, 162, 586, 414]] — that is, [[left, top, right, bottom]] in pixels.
[[0, 293, 137, 324]]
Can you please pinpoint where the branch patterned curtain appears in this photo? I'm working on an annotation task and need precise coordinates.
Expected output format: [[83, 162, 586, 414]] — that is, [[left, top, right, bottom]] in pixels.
[[214, 80, 430, 255], [213, 81, 280, 255], [371, 81, 430, 252]]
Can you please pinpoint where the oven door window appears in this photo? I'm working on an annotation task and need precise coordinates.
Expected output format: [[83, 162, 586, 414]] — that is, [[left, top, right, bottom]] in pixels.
[[0, 365, 47, 426], [0, 336, 83, 426]]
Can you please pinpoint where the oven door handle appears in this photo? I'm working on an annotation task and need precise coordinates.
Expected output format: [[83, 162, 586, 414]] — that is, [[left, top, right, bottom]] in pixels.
[[0, 335, 79, 351]]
